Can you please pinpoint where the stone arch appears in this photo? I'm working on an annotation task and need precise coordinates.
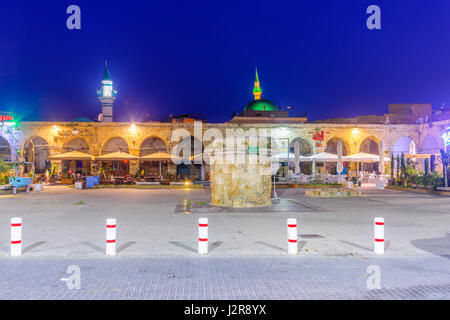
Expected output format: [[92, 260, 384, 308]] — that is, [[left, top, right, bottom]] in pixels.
[[62, 137, 91, 153], [420, 134, 440, 154], [393, 136, 418, 157], [325, 137, 350, 156], [138, 137, 169, 178], [0, 136, 11, 161], [139, 136, 167, 156], [358, 136, 381, 173], [174, 136, 204, 157], [289, 137, 313, 156], [23, 136, 50, 173], [60, 137, 92, 175], [101, 137, 129, 154], [359, 136, 380, 155], [173, 136, 205, 181], [288, 137, 313, 175], [99, 137, 131, 176]]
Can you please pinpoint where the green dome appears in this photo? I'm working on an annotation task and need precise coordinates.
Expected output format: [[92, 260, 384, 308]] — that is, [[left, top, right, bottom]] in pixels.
[[244, 99, 278, 112]]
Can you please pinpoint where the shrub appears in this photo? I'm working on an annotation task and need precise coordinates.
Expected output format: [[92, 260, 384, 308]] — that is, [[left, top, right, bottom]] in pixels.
[[430, 172, 443, 190]]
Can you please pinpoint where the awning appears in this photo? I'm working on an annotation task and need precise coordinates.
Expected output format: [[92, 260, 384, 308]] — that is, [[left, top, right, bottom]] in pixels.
[[343, 152, 390, 162], [305, 152, 339, 162], [140, 152, 181, 161], [49, 151, 94, 161], [95, 151, 138, 161]]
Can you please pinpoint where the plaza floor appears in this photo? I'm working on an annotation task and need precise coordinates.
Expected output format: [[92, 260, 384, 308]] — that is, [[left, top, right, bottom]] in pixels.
[[0, 186, 449, 299]]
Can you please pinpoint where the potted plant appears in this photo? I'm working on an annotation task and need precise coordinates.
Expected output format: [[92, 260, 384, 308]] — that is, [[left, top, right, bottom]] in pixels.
[[351, 176, 359, 187], [60, 170, 74, 184]]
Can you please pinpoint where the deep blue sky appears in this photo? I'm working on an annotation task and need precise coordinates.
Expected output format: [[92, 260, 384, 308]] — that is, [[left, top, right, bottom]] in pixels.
[[1, 0, 450, 122]]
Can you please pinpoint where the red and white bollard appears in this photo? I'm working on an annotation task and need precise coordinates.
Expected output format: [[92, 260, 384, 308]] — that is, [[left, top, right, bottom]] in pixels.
[[287, 218, 298, 254], [106, 218, 116, 256], [198, 218, 208, 255], [374, 217, 384, 254], [11, 217, 22, 256]]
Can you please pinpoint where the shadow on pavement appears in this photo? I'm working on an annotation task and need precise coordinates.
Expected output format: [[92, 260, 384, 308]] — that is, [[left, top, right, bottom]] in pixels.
[[339, 240, 371, 252], [169, 241, 196, 253], [411, 233, 450, 259], [117, 241, 137, 254], [337, 240, 391, 253], [23, 241, 47, 254], [253, 241, 285, 252], [81, 241, 103, 253], [209, 241, 223, 252]]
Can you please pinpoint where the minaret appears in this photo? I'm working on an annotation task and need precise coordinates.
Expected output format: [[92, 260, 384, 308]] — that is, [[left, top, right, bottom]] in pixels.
[[97, 61, 117, 122], [253, 68, 262, 100]]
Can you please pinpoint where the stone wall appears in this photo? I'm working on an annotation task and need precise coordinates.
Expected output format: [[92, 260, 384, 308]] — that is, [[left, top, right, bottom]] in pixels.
[[1, 119, 448, 175], [210, 159, 272, 207]]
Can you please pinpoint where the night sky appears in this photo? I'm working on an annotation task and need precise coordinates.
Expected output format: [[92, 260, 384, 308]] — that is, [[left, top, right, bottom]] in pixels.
[[1, 0, 450, 123]]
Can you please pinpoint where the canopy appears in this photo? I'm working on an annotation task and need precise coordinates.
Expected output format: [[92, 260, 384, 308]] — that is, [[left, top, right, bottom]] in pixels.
[[95, 151, 138, 161], [305, 152, 338, 162], [141, 152, 181, 161], [49, 151, 93, 161], [343, 152, 390, 162]]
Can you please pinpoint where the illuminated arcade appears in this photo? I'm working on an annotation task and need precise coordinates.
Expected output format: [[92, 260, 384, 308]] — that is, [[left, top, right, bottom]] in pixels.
[[1, 65, 450, 188]]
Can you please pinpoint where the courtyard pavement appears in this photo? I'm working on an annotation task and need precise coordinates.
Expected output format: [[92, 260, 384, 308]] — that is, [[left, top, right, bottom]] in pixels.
[[0, 186, 449, 299]]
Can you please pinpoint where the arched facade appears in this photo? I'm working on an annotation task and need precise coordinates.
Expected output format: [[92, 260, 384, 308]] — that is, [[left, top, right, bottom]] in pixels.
[[138, 136, 169, 178], [101, 137, 129, 154], [359, 136, 380, 155], [23, 136, 50, 173], [139, 137, 167, 156], [393, 136, 418, 157], [63, 137, 91, 153], [420, 134, 441, 155], [325, 137, 350, 156], [289, 137, 312, 156], [0, 136, 11, 161], [5, 118, 447, 178]]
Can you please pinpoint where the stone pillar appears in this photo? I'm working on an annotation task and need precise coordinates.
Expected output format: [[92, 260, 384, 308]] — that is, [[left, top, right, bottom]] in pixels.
[[312, 160, 316, 178], [294, 141, 300, 174], [201, 162, 205, 181], [210, 150, 272, 207], [129, 160, 139, 176]]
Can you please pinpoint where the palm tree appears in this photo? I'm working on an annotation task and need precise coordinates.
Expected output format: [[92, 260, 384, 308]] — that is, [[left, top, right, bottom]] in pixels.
[[440, 149, 449, 188]]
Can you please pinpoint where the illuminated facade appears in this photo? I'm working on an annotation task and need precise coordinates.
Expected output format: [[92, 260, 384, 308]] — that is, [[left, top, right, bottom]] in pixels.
[[1, 68, 450, 178]]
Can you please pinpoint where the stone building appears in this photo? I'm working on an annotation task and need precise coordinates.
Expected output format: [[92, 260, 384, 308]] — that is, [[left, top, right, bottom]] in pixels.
[[1, 66, 449, 179]]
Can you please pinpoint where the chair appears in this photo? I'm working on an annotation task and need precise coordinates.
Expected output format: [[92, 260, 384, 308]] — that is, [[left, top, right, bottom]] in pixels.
[[297, 174, 311, 184], [337, 175, 346, 183], [368, 173, 377, 184], [289, 174, 299, 183]]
